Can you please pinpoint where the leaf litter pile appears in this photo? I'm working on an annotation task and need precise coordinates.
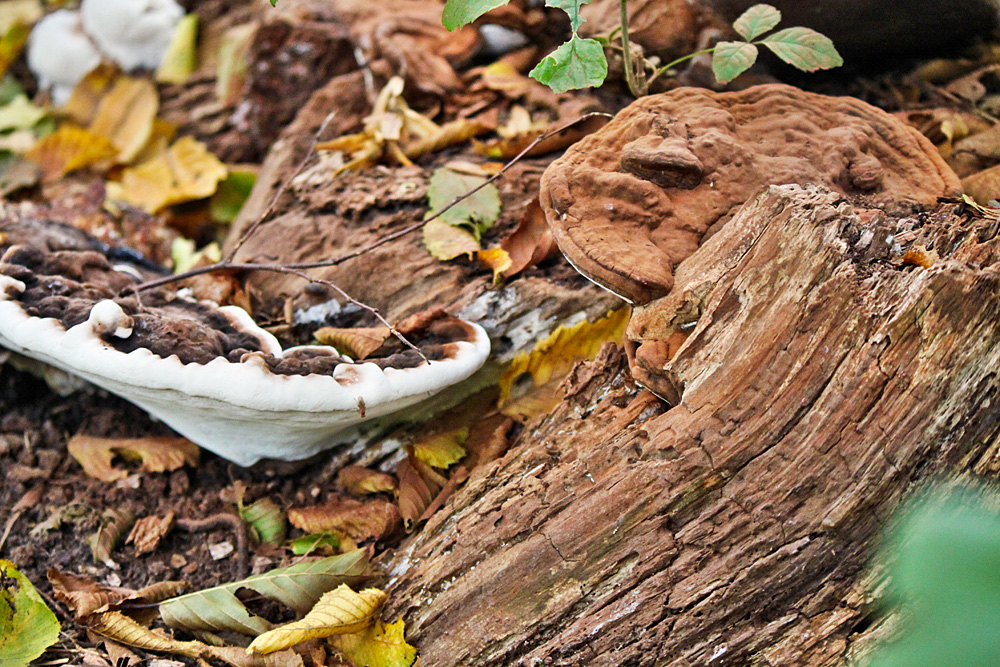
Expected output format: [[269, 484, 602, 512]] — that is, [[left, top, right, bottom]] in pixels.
[[2, 1, 1000, 666]]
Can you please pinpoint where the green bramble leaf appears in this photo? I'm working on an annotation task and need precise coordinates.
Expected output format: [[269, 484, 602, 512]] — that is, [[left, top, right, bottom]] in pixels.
[[759, 27, 843, 72], [732, 4, 781, 41], [0, 560, 61, 667], [712, 41, 759, 84], [442, 0, 511, 30], [545, 0, 594, 32], [529, 35, 607, 93]]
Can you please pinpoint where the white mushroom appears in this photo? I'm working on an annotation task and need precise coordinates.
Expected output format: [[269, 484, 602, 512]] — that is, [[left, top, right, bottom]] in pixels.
[[26, 10, 102, 105], [80, 0, 184, 71], [0, 290, 490, 466]]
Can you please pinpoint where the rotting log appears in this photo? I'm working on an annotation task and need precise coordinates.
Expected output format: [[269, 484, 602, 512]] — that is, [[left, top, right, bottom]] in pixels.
[[379, 185, 1000, 666]]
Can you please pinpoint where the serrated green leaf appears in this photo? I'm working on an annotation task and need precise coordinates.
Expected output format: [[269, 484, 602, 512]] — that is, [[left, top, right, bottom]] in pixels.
[[712, 41, 759, 84], [442, 0, 511, 30], [426, 167, 500, 237], [732, 4, 781, 41], [529, 35, 607, 93], [159, 550, 370, 636], [759, 27, 843, 72], [546, 0, 594, 32], [0, 560, 60, 667]]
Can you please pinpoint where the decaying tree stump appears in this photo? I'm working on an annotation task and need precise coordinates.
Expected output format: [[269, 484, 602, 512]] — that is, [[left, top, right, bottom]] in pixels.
[[378, 185, 1000, 666]]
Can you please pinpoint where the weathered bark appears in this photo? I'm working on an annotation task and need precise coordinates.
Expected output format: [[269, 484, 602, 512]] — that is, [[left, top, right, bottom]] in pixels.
[[379, 185, 1000, 666]]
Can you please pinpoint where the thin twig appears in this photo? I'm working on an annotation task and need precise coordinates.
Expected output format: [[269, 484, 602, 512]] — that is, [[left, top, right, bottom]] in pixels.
[[130, 112, 612, 295], [225, 111, 339, 262]]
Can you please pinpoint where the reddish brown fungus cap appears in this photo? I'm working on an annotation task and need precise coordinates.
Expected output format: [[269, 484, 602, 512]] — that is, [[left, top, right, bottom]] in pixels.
[[540, 84, 962, 305]]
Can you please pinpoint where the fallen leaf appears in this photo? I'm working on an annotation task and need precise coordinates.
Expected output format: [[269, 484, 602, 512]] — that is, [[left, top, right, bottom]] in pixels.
[[412, 427, 468, 469], [337, 466, 398, 496], [156, 13, 199, 84], [248, 585, 387, 654], [237, 493, 287, 546], [49, 568, 186, 624], [289, 498, 401, 544], [0, 0, 42, 35], [962, 163, 1000, 205], [0, 20, 29, 81], [422, 218, 481, 260], [0, 94, 45, 132], [25, 125, 117, 181], [67, 435, 200, 482], [0, 154, 39, 195], [120, 136, 228, 212], [159, 550, 371, 636], [88, 76, 159, 164], [402, 118, 492, 161], [0, 560, 60, 667], [88, 508, 135, 563], [425, 167, 500, 238], [289, 533, 343, 556], [477, 247, 512, 283], [396, 452, 446, 530], [210, 167, 258, 224], [329, 618, 416, 667], [127, 511, 177, 556], [499, 308, 630, 419], [492, 198, 557, 280], [62, 64, 119, 126], [216, 23, 257, 105], [314, 327, 391, 361]]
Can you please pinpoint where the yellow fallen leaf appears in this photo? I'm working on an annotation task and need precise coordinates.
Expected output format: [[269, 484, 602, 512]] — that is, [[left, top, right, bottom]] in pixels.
[[62, 64, 119, 126], [25, 125, 117, 180], [0, 20, 29, 80], [477, 247, 512, 284], [248, 585, 387, 655], [0, 94, 46, 132], [412, 427, 468, 469], [67, 435, 200, 482], [89, 76, 159, 164], [156, 13, 199, 84], [329, 618, 416, 667], [422, 218, 480, 260], [499, 308, 630, 419], [120, 136, 228, 212]]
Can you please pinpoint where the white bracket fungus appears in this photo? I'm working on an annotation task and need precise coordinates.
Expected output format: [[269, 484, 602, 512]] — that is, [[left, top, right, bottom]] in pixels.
[[0, 291, 490, 466], [28, 0, 184, 103]]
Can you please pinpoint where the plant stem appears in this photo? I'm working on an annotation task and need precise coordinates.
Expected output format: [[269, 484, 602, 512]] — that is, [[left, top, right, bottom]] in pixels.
[[618, 0, 644, 97], [647, 47, 715, 86]]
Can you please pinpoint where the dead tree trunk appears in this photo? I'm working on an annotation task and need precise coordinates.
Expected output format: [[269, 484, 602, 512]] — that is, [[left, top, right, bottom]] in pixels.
[[381, 185, 1000, 666]]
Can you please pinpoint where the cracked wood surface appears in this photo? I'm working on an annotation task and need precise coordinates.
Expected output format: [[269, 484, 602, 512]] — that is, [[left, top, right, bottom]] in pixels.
[[381, 185, 1000, 666]]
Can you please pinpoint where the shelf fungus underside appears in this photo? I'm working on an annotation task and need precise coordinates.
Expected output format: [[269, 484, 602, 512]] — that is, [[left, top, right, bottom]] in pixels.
[[0, 219, 490, 465]]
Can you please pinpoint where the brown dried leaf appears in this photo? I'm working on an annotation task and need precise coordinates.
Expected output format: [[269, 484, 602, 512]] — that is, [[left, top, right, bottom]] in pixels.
[[248, 585, 387, 654], [463, 414, 513, 471], [127, 511, 176, 556], [419, 465, 469, 523], [483, 198, 557, 283], [396, 452, 444, 530], [87, 508, 135, 563], [48, 568, 186, 622], [288, 498, 401, 544], [313, 327, 390, 360], [962, 163, 1000, 204], [25, 125, 117, 181], [337, 466, 398, 496], [67, 435, 200, 482], [88, 76, 159, 164]]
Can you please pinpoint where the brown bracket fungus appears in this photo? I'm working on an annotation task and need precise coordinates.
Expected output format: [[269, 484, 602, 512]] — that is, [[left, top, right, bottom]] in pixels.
[[539, 84, 963, 398], [0, 218, 490, 466]]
